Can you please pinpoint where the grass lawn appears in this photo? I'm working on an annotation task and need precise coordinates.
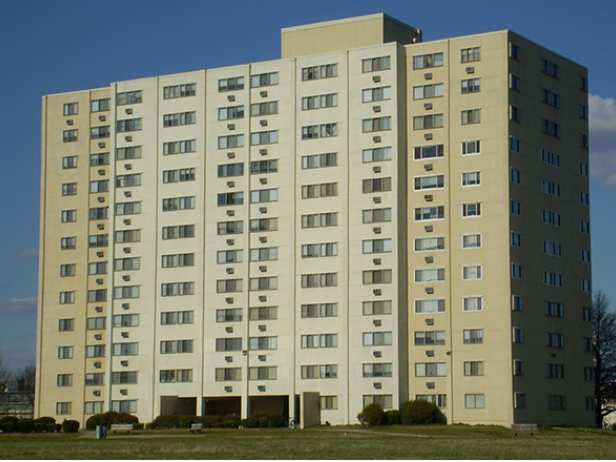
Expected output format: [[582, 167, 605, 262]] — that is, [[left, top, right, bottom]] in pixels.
[[1, 425, 616, 459]]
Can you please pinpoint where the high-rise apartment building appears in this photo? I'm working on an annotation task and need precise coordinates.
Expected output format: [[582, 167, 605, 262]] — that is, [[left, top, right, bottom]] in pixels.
[[36, 14, 593, 427]]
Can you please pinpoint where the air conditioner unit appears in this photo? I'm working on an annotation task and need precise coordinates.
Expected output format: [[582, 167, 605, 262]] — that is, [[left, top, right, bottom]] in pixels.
[[97, 196, 105, 203], [373, 227, 382, 234], [425, 256, 434, 263], [466, 67, 475, 74], [225, 297, 234, 304], [425, 287, 434, 294], [225, 356, 233, 363], [120, 360, 128, 367], [425, 195, 433, 202], [259, 149, 268, 155], [424, 103, 433, 110], [424, 225, 433, 232], [259, 178, 267, 184], [373, 382, 382, 389], [373, 319, 382, 327], [120, 389, 128, 396], [122, 275, 130, 281], [225, 326, 233, 333], [124, 191, 131, 197], [373, 166, 381, 173], [260, 91, 268, 97], [227, 181, 235, 188], [98, 143, 105, 148], [259, 295, 267, 302], [227, 95, 235, 102], [94, 362, 101, 369], [98, 115, 106, 122], [373, 289, 382, 296], [122, 247, 131, 254], [425, 318, 434, 326], [97, 224, 104, 230], [98, 169, 105, 175], [259, 207, 267, 213], [426, 350, 435, 357], [66, 120, 74, 126], [424, 133, 433, 140], [123, 219, 131, 225], [259, 236, 267, 243], [227, 124, 235, 130], [96, 251, 104, 257], [125, 136, 132, 142], [93, 390, 101, 397], [124, 164, 132, 170], [373, 351, 382, 358], [227, 152, 235, 158], [225, 386, 233, 392], [95, 306, 103, 313], [258, 325, 267, 332], [373, 258, 382, 265], [373, 136, 381, 143], [226, 268, 234, 274], [96, 278, 103, 285], [373, 106, 381, 113], [427, 382, 435, 389], [424, 72, 433, 80], [260, 120, 268, 127], [373, 197, 381, 204], [424, 164, 433, 171], [258, 355, 266, 361], [259, 266, 267, 273], [121, 303, 129, 310], [258, 385, 266, 392], [226, 210, 234, 216], [372, 75, 381, 83], [121, 332, 129, 338], [125, 108, 133, 114], [94, 334, 102, 340]]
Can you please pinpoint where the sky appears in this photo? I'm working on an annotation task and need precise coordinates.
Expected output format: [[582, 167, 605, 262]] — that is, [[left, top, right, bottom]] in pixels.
[[1, 0, 615, 371]]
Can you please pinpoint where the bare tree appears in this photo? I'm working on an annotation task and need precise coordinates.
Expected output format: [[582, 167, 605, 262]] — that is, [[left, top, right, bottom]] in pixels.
[[0, 354, 11, 392], [593, 291, 616, 427]]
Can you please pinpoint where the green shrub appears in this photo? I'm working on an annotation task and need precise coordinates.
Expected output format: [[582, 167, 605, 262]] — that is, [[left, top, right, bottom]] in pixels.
[[222, 414, 240, 428], [148, 414, 193, 429], [178, 416, 193, 429], [46, 423, 57, 433], [18, 419, 35, 433], [0, 422, 15, 433], [195, 415, 222, 428], [62, 420, 80, 433], [133, 422, 144, 430], [86, 411, 139, 430], [386, 410, 401, 425], [34, 416, 56, 426], [34, 423, 47, 433], [357, 403, 387, 426], [240, 417, 259, 428], [269, 414, 287, 428], [400, 400, 446, 425], [85, 414, 102, 430]]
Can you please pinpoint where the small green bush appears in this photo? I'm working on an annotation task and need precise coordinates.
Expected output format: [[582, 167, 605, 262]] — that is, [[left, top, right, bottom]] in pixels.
[[85, 414, 102, 430], [386, 410, 401, 425], [178, 416, 193, 429], [240, 417, 259, 428], [46, 423, 57, 433], [195, 415, 222, 428], [0, 422, 15, 433], [357, 403, 387, 426], [18, 419, 35, 433], [269, 414, 287, 428], [86, 411, 139, 430], [34, 423, 47, 433], [400, 400, 446, 425], [62, 420, 80, 433], [0, 416, 18, 426]]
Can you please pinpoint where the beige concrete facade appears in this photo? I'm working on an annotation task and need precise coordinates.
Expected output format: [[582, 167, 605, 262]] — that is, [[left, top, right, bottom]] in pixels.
[[36, 14, 593, 427]]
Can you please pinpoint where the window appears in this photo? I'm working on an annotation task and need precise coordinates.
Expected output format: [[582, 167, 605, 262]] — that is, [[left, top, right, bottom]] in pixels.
[[85, 373, 105, 385], [583, 307, 592, 322], [465, 394, 484, 409], [112, 343, 139, 356], [161, 311, 194, 325], [63, 129, 78, 142], [91, 98, 110, 112], [414, 237, 444, 252], [414, 206, 445, 222], [463, 265, 482, 280], [86, 345, 106, 358], [251, 159, 278, 174], [542, 59, 560, 78], [582, 249, 591, 264], [302, 364, 338, 379], [251, 72, 278, 88], [363, 363, 392, 378], [362, 147, 391, 163], [511, 232, 521, 248], [510, 75, 521, 91], [116, 90, 142, 105], [248, 367, 277, 380], [111, 400, 137, 413], [302, 63, 337, 80], [250, 188, 278, 203], [162, 253, 195, 268], [301, 212, 337, 228], [114, 230, 140, 244], [461, 79, 480, 93], [60, 264, 76, 277], [301, 303, 338, 318], [250, 247, 278, 261], [414, 144, 444, 160], [301, 243, 337, 258], [114, 258, 140, 272], [581, 132, 588, 147], [302, 93, 338, 109], [541, 149, 560, 167], [250, 101, 278, 116], [543, 210, 561, 227], [62, 156, 77, 169], [544, 271, 563, 287], [542, 119, 561, 137], [510, 137, 520, 153], [513, 360, 524, 376], [413, 84, 444, 100], [363, 331, 392, 346], [362, 56, 390, 72], [115, 201, 141, 216], [463, 329, 483, 344], [248, 336, 277, 350], [251, 130, 278, 145], [162, 196, 195, 211], [510, 106, 521, 123], [301, 334, 338, 348], [582, 279, 592, 293], [112, 371, 138, 384], [302, 152, 337, 169], [160, 340, 193, 354], [215, 368, 242, 381], [249, 277, 278, 291], [462, 203, 481, 217], [585, 367, 594, 382], [363, 177, 391, 193], [414, 114, 443, 130], [163, 139, 196, 155], [301, 123, 337, 139], [513, 295, 523, 311], [462, 234, 481, 249], [61, 236, 76, 250], [461, 109, 481, 125], [363, 269, 392, 284], [87, 290, 107, 302], [116, 173, 142, 188], [219, 76, 244, 92], [160, 369, 193, 383], [116, 146, 142, 161], [511, 200, 521, 215], [415, 299, 445, 314], [542, 89, 561, 108], [249, 306, 277, 320], [113, 314, 139, 327], [546, 332, 565, 348], [545, 301, 564, 318], [363, 208, 391, 224], [581, 220, 590, 234], [580, 75, 589, 91], [216, 309, 242, 322], [162, 168, 195, 183], [62, 183, 77, 196], [462, 172, 481, 187], [363, 239, 392, 254], [163, 111, 196, 127], [510, 43, 520, 60], [89, 180, 109, 193], [217, 163, 244, 178], [461, 47, 480, 62], [301, 273, 338, 288], [414, 268, 445, 283], [302, 183, 337, 199], [162, 224, 195, 240], [58, 318, 74, 332], [56, 402, 72, 415], [543, 240, 562, 257], [216, 279, 243, 293], [90, 152, 110, 166], [89, 207, 108, 220], [464, 361, 484, 376], [114, 285, 140, 299], [116, 118, 142, 132], [463, 297, 483, 312], [415, 175, 444, 190], [462, 140, 481, 155], [542, 180, 561, 197], [413, 52, 443, 69], [512, 264, 522, 279], [57, 346, 74, 359], [86, 317, 106, 331], [84, 402, 104, 415], [414, 331, 446, 345], [363, 87, 391, 102], [161, 282, 194, 296], [163, 83, 196, 99], [61, 210, 77, 223], [88, 234, 108, 248], [249, 218, 278, 232], [59, 291, 75, 304], [580, 162, 589, 177], [548, 395, 566, 410], [363, 395, 393, 410], [415, 362, 446, 377]]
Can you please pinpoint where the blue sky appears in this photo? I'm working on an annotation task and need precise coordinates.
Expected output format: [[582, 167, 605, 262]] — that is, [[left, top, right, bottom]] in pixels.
[[1, 0, 615, 370]]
